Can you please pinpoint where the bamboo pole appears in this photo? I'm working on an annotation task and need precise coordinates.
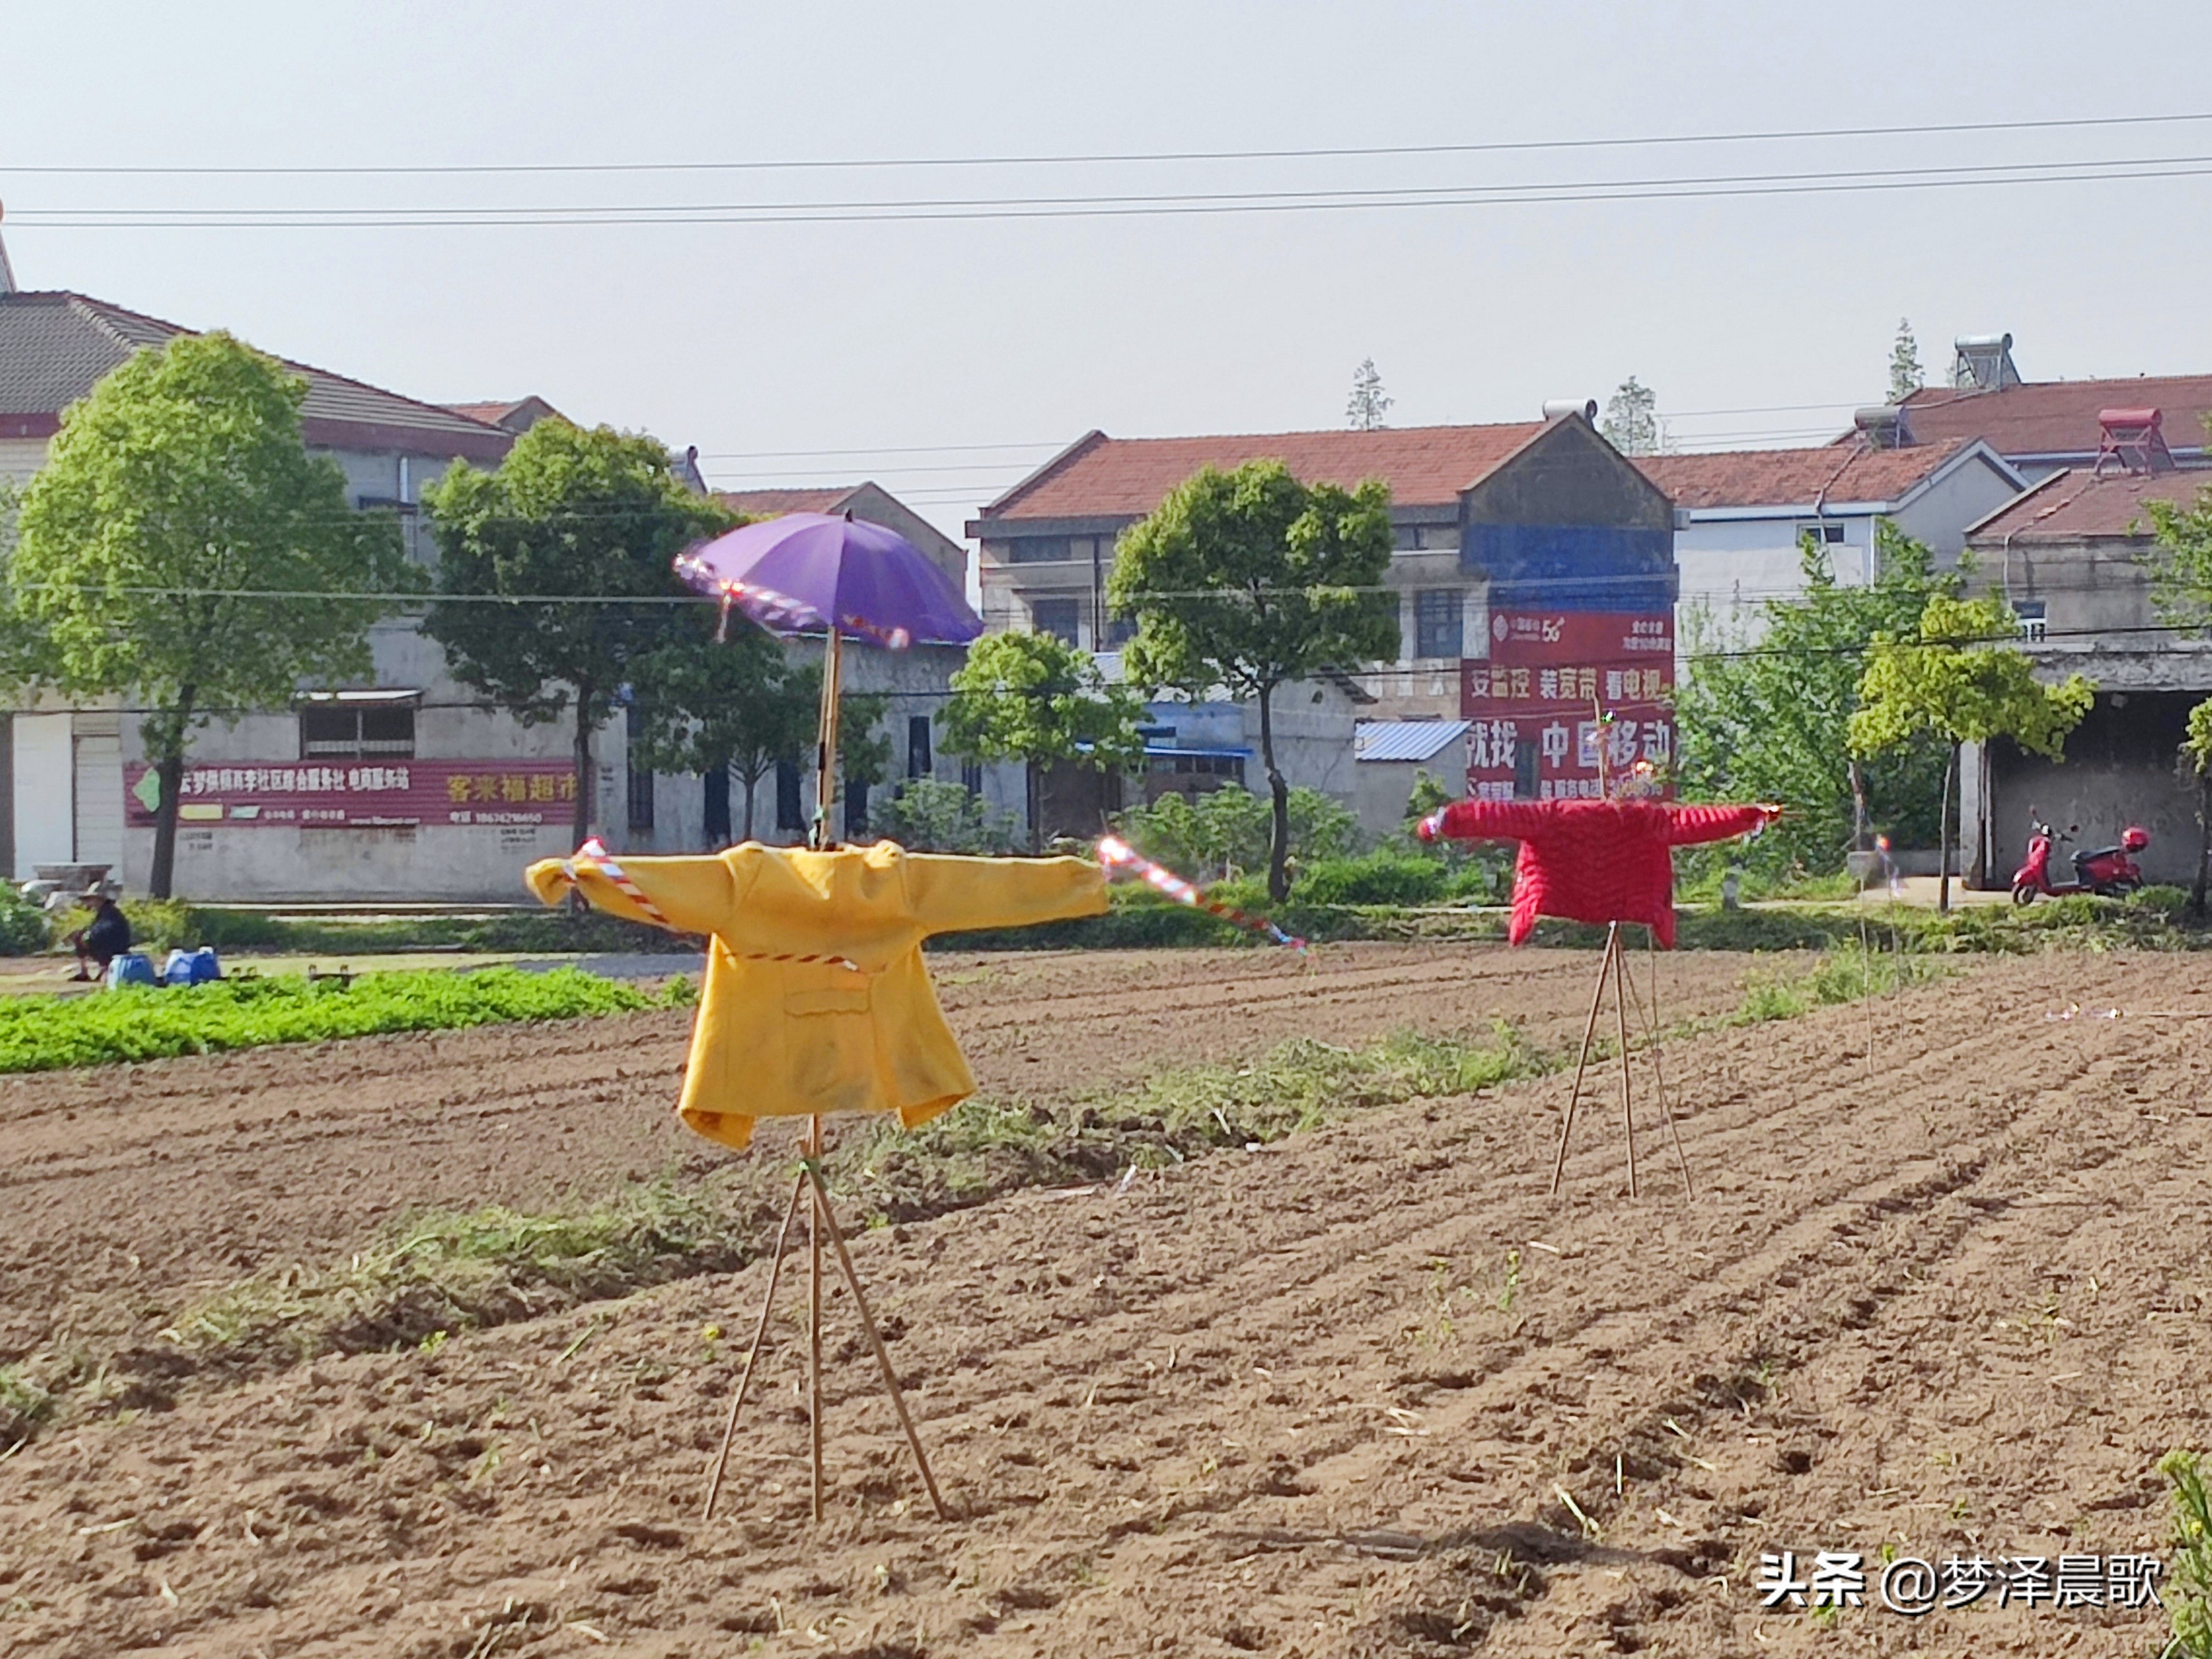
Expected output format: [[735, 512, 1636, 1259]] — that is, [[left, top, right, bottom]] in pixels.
[[1639, 927, 1694, 1200], [803, 1159, 952, 1521], [808, 1116, 825, 1524], [1550, 923, 1617, 1195], [701, 1166, 807, 1522], [1612, 929, 1638, 1199]]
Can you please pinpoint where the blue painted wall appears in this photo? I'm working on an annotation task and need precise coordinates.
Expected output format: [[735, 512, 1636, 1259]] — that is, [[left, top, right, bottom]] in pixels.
[[1461, 522, 1678, 614]]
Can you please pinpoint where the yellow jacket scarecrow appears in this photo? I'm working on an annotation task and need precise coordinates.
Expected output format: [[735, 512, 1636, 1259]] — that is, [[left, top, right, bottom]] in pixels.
[[525, 841, 1107, 1150]]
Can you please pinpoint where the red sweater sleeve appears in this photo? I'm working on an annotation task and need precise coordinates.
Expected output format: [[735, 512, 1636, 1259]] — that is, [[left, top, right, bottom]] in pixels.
[[1433, 799, 1558, 843], [1664, 803, 1777, 847]]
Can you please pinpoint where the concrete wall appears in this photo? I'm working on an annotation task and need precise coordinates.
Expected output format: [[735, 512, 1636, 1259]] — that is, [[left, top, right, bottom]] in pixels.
[[1675, 513, 1877, 648], [1983, 692, 2205, 887]]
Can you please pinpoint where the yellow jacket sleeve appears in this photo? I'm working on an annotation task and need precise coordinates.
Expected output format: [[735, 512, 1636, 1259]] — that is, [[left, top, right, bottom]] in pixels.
[[900, 853, 1109, 937], [523, 851, 742, 935]]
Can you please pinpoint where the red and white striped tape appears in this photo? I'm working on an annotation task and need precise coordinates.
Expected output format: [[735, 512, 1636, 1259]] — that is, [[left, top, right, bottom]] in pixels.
[[557, 839, 864, 973], [1095, 835, 1307, 952]]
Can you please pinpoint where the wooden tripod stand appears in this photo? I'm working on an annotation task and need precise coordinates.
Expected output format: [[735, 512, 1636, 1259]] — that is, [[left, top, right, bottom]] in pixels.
[[700, 1116, 950, 1524], [1549, 922, 1695, 1200]]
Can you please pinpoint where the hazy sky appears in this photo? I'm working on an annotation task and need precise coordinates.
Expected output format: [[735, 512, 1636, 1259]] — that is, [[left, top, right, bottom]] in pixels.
[[7, 1, 2212, 541]]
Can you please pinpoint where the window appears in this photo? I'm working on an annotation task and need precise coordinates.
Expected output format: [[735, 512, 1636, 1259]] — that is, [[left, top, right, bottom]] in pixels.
[[845, 776, 871, 836], [1008, 537, 1073, 563], [1796, 520, 1849, 546], [1414, 588, 1464, 660], [1392, 524, 1460, 552], [961, 759, 984, 796], [1102, 613, 1138, 648], [907, 715, 933, 779], [1031, 598, 1081, 644], [299, 701, 415, 759], [776, 760, 804, 831], [2016, 600, 2048, 643]]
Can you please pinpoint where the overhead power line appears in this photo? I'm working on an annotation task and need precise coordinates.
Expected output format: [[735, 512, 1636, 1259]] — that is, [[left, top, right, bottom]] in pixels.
[[17, 153, 2212, 230], [8, 108, 2211, 177]]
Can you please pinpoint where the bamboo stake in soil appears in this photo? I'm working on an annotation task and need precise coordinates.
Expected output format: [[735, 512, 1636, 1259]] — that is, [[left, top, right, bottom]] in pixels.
[[1551, 923, 1619, 1195], [1612, 928, 1639, 1199], [808, 1115, 825, 1525], [802, 1158, 952, 1521], [1637, 926, 1694, 1200], [702, 1167, 806, 1522]]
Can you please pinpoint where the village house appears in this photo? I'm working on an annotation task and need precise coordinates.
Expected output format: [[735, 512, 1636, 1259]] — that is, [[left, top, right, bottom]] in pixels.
[[1955, 423, 2212, 889], [968, 409, 1679, 837], [1638, 438, 2026, 655]]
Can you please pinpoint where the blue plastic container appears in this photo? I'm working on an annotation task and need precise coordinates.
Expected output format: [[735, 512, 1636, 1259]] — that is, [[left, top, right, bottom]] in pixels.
[[105, 952, 158, 990]]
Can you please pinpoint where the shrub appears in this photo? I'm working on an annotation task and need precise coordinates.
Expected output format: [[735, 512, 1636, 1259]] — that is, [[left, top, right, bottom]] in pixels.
[[873, 778, 1019, 854], [1113, 784, 1360, 882], [0, 886, 53, 957], [1291, 851, 1451, 907]]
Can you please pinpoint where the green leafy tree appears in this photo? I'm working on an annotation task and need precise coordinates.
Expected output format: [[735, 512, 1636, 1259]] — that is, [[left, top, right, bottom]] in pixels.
[[1888, 318, 1923, 402], [1115, 784, 1357, 882], [2181, 699, 2212, 919], [2146, 473, 2212, 630], [874, 777, 1018, 854], [1109, 460, 1396, 899], [6, 332, 403, 897], [837, 689, 893, 837], [630, 618, 817, 843], [1675, 525, 1958, 874], [1600, 376, 1663, 455], [424, 420, 730, 845], [942, 629, 1147, 848], [1849, 593, 2094, 912], [1346, 358, 1392, 431]]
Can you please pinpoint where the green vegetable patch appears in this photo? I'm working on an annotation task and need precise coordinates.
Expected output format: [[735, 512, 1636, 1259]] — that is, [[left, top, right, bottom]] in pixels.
[[0, 967, 662, 1074]]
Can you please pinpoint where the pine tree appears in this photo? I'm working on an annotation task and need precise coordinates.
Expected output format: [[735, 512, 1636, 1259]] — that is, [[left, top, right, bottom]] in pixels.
[[1600, 376, 1662, 456], [1346, 359, 1393, 431], [1889, 318, 1924, 403]]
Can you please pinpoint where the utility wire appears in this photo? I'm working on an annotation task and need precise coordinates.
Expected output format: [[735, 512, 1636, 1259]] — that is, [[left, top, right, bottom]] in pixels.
[[18, 156, 2212, 229], [10, 108, 2211, 176]]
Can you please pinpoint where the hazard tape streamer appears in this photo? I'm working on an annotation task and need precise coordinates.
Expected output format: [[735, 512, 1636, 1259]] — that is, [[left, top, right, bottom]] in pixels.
[[558, 838, 864, 973], [1095, 835, 1307, 952], [2045, 1002, 2212, 1021]]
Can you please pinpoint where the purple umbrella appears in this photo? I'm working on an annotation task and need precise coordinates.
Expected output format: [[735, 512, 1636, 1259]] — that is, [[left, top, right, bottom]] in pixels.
[[673, 511, 981, 847], [674, 511, 981, 650]]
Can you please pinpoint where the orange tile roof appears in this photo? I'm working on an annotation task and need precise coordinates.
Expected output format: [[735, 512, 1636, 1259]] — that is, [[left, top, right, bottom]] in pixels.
[[980, 422, 1549, 519], [1891, 375, 2212, 459], [1635, 440, 1972, 509], [1967, 466, 2212, 542]]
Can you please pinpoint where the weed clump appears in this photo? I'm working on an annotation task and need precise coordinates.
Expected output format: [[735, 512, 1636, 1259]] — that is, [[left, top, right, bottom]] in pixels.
[[165, 1183, 740, 1366]]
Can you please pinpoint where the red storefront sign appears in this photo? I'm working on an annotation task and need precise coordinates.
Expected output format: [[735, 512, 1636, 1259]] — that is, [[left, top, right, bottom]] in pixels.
[[1460, 611, 1675, 801], [124, 759, 579, 829]]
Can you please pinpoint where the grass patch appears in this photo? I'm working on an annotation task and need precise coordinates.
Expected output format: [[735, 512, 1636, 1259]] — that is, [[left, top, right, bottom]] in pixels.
[[0, 967, 667, 1074], [851, 1021, 1545, 1218], [164, 1183, 744, 1367], [0, 1363, 56, 1447], [2164, 1449, 2212, 1659], [1735, 940, 1946, 1024]]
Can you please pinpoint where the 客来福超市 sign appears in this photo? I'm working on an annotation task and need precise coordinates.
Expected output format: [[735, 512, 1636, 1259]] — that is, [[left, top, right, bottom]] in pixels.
[[124, 760, 579, 829]]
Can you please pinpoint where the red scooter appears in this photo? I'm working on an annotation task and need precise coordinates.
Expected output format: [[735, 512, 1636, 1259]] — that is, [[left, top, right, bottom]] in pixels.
[[2010, 815, 2149, 904]]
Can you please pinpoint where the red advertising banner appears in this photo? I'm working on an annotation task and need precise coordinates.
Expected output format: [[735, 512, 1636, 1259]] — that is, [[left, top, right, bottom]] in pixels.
[[124, 760, 579, 830], [1461, 610, 1676, 802]]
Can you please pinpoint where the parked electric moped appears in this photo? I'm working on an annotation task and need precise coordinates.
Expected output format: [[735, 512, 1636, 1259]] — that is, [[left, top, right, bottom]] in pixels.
[[2010, 815, 2148, 904]]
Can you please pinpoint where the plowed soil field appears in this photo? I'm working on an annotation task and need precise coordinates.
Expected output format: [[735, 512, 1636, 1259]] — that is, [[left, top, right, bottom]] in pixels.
[[1, 943, 2208, 1658]]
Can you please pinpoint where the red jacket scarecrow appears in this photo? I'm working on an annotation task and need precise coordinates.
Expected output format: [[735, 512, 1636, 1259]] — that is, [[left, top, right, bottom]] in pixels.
[[1420, 798, 1778, 947]]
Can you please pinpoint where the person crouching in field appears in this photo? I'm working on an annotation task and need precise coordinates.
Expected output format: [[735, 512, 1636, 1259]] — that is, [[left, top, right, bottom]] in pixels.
[[66, 890, 131, 982]]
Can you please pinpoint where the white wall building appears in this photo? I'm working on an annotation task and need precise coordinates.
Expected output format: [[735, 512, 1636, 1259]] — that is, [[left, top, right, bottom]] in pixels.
[[1636, 437, 2026, 656]]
